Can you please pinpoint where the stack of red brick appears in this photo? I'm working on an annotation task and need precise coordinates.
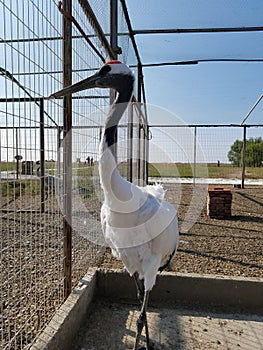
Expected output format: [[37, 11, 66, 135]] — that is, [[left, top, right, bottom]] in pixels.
[[207, 187, 232, 218]]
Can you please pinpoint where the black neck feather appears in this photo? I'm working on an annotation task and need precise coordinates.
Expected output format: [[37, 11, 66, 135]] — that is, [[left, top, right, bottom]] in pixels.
[[104, 75, 134, 148]]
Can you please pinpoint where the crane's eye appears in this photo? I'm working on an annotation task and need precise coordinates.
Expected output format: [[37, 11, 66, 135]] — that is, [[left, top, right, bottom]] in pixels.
[[99, 64, 111, 76]]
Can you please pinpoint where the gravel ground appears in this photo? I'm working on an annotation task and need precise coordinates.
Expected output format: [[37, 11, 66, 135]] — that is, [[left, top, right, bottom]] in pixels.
[[0, 193, 102, 349], [1, 183, 262, 349], [99, 184, 263, 278]]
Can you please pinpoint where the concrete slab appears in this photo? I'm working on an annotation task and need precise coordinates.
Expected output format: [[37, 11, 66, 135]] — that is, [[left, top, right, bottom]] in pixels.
[[31, 269, 97, 350], [31, 269, 263, 350], [96, 269, 263, 313], [71, 299, 263, 350]]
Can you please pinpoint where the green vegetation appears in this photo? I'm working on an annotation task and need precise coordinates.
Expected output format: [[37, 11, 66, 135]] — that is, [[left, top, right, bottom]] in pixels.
[[228, 137, 263, 167], [1, 162, 16, 172], [148, 162, 210, 178], [148, 162, 262, 179], [1, 179, 41, 198], [1, 160, 262, 201]]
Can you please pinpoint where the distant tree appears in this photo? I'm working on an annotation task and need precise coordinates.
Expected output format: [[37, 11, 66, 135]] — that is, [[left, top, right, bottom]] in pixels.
[[228, 137, 263, 167], [228, 140, 243, 166]]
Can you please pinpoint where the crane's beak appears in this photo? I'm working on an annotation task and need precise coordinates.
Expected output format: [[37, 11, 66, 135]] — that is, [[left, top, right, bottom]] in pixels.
[[49, 72, 99, 98]]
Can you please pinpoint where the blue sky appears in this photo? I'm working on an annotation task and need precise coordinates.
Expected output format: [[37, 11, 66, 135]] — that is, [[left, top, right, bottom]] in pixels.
[[125, 0, 263, 125], [0, 1, 262, 164]]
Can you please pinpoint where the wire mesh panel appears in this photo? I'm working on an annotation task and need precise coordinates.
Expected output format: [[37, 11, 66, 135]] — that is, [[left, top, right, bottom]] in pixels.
[[196, 126, 244, 180], [148, 122, 263, 238], [0, 0, 145, 348], [148, 124, 263, 183], [0, 2, 65, 349], [68, 0, 110, 290]]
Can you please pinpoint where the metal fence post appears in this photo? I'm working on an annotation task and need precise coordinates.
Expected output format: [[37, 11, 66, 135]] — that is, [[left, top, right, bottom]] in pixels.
[[110, 0, 118, 160], [241, 125, 247, 189], [63, 0, 72, 299], [110, 0, 119, 56], [193, 126, 197, 185], [127, 103, 133, 182], [39, 98, 45, 213], [136, 119, 141, 184], [15, 128, 19, 179], [145, 124, 149, 185], [57, 126, 62, 179]]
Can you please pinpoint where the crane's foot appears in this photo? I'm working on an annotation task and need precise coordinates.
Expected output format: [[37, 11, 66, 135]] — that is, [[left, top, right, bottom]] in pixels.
[[138, 340, 155, 350]]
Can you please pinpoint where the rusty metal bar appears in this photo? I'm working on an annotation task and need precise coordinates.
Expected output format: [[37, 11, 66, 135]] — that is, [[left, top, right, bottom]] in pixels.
[[110, 0, 120, 56], [62, 0, 72, 299], [77, 0, 115, 59], [110, 0, 118, 159], [117, 0, 144, 183], [39, 98, 45, 213], [58, 1, 105, 62], [57, 127, 62, 184]]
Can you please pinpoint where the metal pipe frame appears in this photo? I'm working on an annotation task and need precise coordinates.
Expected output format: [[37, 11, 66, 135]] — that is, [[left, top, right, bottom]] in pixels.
[[63, 0, 73, 300]]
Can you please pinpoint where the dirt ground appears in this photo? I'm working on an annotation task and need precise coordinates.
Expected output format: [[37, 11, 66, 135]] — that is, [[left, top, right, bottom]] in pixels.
[[99, 184, 263, 278], [1, 183, 262, 349], [72, 299, 263, 350], [75, 182, 263, 350]]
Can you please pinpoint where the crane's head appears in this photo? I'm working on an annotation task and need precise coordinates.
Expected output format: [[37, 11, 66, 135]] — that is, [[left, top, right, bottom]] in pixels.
[[49, 60, 134, 98]]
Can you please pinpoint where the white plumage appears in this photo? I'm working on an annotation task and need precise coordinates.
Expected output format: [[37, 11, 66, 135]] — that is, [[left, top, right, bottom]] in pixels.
[[99, 139, 178, 292], [50, 60, 179, 350]]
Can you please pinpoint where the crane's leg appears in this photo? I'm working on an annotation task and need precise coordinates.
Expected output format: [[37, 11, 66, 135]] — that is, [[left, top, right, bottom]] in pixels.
[[133, 272, 144, 302], [133, 273, 151, 346], [133, 286, 154, 350]]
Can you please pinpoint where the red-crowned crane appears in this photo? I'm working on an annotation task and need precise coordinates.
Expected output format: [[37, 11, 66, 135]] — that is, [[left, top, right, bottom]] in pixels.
[[50, 60, 179, 350]]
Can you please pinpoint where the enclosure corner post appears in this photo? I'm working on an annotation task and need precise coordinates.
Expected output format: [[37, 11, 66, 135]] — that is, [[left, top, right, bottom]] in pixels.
[[63, 0, 73, 299]]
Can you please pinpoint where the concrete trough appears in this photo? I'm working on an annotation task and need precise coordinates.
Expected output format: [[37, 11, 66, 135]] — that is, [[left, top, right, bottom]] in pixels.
[[31, 269, 263, 350]]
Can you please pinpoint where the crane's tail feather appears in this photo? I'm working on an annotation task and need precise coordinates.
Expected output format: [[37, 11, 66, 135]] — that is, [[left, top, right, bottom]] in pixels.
[[142, 183, 166, 201]]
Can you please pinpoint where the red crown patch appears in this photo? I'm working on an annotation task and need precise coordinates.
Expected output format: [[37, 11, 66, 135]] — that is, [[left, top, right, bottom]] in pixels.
[[105, 60, 122, 65]]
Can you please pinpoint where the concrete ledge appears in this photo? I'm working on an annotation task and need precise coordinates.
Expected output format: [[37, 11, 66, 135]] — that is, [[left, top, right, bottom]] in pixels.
[[32, 269, 263, 349], [96, 269, 263, 313], [31, 268, 97, 350]]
